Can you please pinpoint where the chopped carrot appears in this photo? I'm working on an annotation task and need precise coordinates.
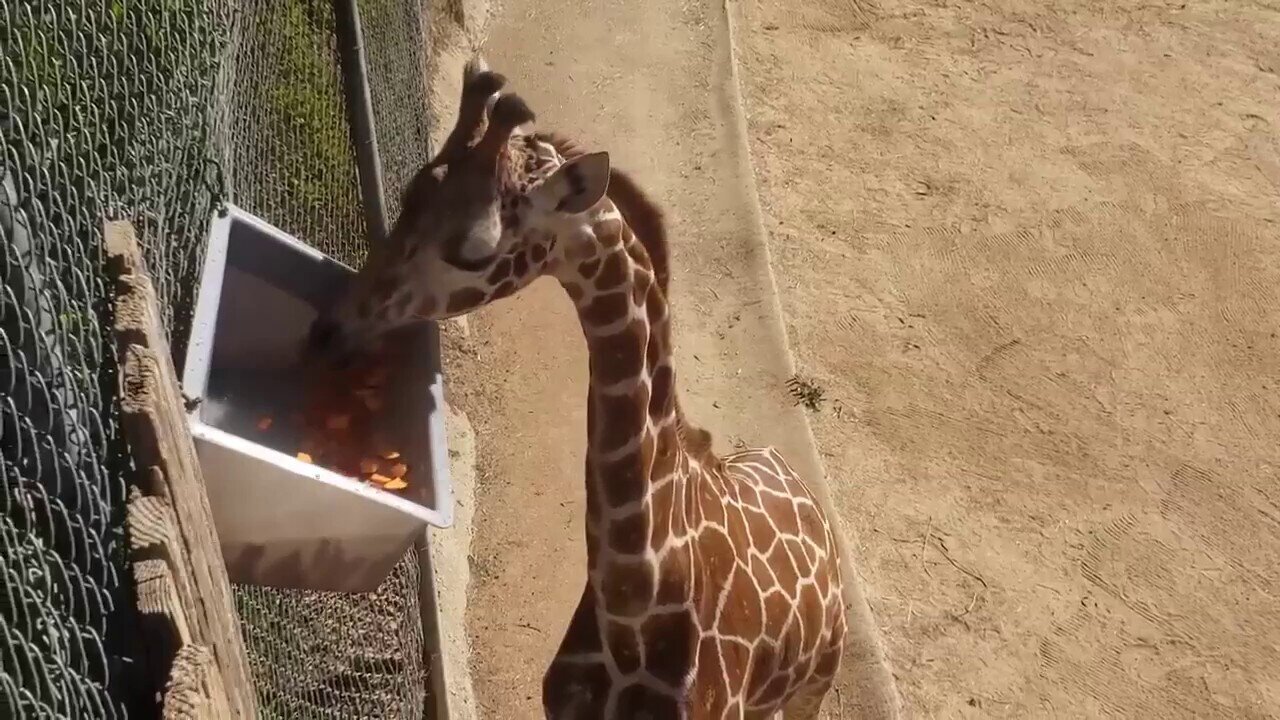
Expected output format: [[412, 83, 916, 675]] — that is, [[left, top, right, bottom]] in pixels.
[[287, 352, 408, 489], [382, 478, 408, 490], [256, 416, 273, 431], [296, 452, 313, 464]]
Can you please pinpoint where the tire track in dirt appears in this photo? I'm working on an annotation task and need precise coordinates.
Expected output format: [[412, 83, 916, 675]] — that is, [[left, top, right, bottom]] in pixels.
[[778, 0, 877, 35], [1064, 142, 1197, 207], [736, 3, 1280, 715], [1159, 464, 1280, 594], [1077, 513, 1203, 643], [1037, 617, 1156, 718], [1037, 506, 1272, 718], [784, 179, 1280, 716]]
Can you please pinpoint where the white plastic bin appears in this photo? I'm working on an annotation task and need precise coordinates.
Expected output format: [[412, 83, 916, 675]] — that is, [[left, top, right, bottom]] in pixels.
[[181, 204, 452, 593]]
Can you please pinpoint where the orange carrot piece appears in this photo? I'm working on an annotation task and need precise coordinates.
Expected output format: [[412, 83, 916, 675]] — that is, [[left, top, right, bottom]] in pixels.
[[382, 478, 408, 490]]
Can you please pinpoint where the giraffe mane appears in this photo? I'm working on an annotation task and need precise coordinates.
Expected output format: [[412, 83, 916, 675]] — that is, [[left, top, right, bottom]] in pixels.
[[537, 131, 717, 464]]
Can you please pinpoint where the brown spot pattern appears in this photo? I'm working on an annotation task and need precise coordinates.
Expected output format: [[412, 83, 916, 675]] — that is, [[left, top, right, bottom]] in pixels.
[[596, 450, 645, 509], [578, 258, 602, 278], [596, 218, 625, 247], [512, 251, 529, 278], [589, 323, 646, 387], [699, 481, 727, 528], [695, 636, 727, 713], [654, 549, 688, 605], [485, 256, 512, 284], [445, 287, 486, 314], [642, 610, 696, 687], [492, 280, 516, 299], [648, 364, 675, 418], [605, 621, 642, 674], [542, 660, 609, 718], [720, 566, 764, 638], [743, 505, 777, 551], [582, 291, 630, 327], [607, 511, 649, 555], [600, 559, 654, 618], [594, 253, 627, 293], [592, 391, 646, 457], [720, 638, 751, 697], [614, 683, 680, 719], [649, 481, 675, 552]]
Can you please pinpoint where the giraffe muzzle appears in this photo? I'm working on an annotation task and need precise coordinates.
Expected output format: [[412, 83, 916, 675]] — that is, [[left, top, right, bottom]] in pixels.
[[306, 315, 354, 366]]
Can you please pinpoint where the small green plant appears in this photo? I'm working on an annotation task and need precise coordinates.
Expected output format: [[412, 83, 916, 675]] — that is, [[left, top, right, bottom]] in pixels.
[[786, 374, 825, 411]]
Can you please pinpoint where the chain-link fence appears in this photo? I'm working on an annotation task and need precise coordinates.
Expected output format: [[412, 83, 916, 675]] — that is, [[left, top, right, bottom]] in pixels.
[[3, 1, 231, 716], [3, 0, 439, 717]]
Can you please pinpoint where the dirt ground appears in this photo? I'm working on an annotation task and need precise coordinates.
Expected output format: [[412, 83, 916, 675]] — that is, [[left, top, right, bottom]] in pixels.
[[431, 0, 1280, 717], [737, 0, 1280, 717]]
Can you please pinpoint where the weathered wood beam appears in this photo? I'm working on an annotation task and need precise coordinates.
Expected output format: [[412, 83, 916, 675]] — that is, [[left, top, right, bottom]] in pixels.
[[106, 219, 259, 719]]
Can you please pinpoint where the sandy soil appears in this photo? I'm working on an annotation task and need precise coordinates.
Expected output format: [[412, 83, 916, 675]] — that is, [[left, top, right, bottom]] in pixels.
[[737, 0, 1280, 717], [429, 0, 1280, 717]]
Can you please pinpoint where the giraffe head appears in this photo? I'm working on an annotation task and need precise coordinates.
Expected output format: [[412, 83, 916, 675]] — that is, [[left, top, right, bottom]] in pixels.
[[307, 60, 612, 361]]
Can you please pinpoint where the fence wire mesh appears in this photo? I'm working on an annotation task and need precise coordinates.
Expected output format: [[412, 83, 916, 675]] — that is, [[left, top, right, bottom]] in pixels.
[[223, 0, 433, 718], [361, 0, 435, 221], [3, 0, 231, 717], [3, 0, 438, 717]]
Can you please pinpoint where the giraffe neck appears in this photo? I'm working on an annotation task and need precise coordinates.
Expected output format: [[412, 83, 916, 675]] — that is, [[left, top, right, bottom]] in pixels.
[[560, 208, 686, 616]]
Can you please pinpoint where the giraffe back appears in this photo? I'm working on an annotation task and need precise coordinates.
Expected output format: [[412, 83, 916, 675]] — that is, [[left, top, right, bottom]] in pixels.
[[709, 447, 847, 714]]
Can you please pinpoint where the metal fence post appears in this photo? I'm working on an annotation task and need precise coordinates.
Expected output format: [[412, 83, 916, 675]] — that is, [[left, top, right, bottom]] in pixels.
[[334, 0, 389, 243], [333, 3, 454, 719]]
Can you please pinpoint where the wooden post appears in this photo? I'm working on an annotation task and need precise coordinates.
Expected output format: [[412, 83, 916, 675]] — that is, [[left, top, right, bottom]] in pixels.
[[106, 219, 259, 719]]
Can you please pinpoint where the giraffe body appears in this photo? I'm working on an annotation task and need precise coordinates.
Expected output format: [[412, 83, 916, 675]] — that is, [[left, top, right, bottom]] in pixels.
[[308, 59, 847, 719], [547, 444, 846, 719]]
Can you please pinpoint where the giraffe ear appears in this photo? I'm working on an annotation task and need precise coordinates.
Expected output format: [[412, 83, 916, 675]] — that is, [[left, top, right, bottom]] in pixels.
[[531, 152, 611, 215]]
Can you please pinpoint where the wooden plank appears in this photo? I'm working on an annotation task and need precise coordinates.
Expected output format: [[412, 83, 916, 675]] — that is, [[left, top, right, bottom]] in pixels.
[[105, 220, 259, 718], [132, 556, 186, 681], [129, 488, 182, 559], [162, 645, 233, 720]]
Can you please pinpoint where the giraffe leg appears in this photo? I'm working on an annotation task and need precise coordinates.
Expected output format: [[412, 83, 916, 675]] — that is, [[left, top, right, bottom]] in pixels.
[[781, 676, 834, 720]]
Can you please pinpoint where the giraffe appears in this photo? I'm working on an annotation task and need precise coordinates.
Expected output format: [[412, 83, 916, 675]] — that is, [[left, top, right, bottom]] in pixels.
[[307, 59, 848, 719]]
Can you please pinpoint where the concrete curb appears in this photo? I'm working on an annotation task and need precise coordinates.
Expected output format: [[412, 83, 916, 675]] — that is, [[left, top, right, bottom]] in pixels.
[[422, 0, 904, 714], [422, 7, 490, 720], [426, 402, 480, 720], [715, 0, 905, 716]]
